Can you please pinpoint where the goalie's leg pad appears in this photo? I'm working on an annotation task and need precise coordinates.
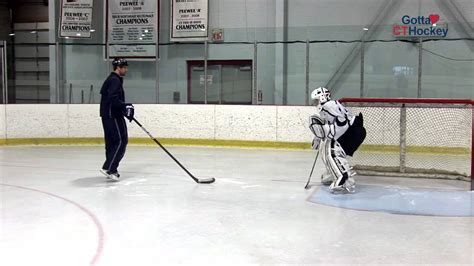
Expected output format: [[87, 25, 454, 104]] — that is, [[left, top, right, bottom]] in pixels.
[[320, 170, 333, 186], [322, 140, 356, 193]]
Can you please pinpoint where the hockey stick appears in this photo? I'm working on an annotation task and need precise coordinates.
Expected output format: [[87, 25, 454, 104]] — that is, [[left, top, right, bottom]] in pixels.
[[304, 148, 319, 189], [133, 118, 215, 184]]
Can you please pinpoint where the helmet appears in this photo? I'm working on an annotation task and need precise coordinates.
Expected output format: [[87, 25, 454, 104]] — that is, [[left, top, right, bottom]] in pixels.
[[310, 87, 331, 105], [112, 58, 128, 68]]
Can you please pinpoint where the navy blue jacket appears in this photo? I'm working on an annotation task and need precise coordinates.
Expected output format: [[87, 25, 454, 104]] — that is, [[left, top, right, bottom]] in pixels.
[[100, 72, 126, 119]]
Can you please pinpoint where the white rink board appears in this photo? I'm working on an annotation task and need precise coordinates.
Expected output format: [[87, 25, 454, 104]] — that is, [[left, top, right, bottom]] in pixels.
[[5, 105, 69, 138], [0, 105, 5, 139], [0, 104, 471, 149]]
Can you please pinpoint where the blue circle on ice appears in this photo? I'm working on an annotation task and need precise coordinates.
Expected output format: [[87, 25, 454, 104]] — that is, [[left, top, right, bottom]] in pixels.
[[308, 185, 474, 217]]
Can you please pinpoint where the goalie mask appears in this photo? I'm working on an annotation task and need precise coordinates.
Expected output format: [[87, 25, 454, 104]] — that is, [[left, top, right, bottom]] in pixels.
[[310, 87, 331, 106]]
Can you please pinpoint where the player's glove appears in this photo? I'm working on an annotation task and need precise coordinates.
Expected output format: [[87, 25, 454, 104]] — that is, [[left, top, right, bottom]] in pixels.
[[124, 103, 134, 122]]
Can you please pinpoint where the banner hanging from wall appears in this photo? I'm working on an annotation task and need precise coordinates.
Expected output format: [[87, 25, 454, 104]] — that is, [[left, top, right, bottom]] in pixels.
[[59, 0, 94, 38], [170, 0, 208, 42], [106, 0, 159, 58]]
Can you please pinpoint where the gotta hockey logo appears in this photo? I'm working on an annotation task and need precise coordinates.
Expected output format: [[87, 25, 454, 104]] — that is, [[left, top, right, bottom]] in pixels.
[[392, 14, 448, 38]]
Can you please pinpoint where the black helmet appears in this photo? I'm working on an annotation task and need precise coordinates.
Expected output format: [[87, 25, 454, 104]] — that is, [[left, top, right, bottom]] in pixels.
[[112, 58, 128, 68]]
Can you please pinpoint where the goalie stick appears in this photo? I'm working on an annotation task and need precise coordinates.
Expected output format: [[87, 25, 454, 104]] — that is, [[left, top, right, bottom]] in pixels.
[[133, 118, 215, 184], [304, 148, 320, 189]]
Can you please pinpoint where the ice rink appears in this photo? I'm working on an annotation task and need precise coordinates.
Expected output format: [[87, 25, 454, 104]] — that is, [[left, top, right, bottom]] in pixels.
[[0, 145, 472, 266]]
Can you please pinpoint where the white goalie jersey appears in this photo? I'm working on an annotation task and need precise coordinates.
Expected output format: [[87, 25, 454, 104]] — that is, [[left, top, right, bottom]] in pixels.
[[309, 100, 355, 146], [318, 100, 355, 140]]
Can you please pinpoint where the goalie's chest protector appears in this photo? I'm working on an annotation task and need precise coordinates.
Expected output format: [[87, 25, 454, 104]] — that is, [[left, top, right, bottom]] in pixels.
[[320, 100, 354, 140]]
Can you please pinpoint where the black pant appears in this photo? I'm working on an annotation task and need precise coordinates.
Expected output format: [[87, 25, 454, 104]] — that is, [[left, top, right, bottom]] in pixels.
[[102, 117, 128, 173], [337, 114, 366, 157]]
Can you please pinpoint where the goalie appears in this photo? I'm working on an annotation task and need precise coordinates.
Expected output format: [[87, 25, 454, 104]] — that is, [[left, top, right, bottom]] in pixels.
[[309, 87, 366, 193]]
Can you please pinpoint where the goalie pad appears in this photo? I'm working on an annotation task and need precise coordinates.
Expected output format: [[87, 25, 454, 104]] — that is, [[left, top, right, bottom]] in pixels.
[[320, 170, 333, 186], [320, 139, 355, 193]]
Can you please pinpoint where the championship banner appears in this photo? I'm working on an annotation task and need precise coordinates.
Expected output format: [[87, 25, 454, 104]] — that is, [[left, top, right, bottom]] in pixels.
[[170, 0, 208, 41], [106, 0, 158, 58], [59, 0, 94, 38]]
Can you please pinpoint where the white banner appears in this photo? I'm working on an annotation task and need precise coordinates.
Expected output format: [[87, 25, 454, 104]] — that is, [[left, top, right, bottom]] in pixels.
[[59, 0, 94, 38], [107, 0, 158, 58], [170, 0, 208, 41]]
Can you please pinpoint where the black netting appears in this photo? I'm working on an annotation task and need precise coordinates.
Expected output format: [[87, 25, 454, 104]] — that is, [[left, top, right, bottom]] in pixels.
[[344, 102, 472, 179]]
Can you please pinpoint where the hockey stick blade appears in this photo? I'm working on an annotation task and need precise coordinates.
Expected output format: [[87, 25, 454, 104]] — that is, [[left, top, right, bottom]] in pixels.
[[197, 177, 216, 184]]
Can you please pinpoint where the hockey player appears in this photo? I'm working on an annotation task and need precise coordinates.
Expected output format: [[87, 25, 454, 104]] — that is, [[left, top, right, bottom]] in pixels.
[[309, 87, 366, 193], [99, 58, 135, 181]]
